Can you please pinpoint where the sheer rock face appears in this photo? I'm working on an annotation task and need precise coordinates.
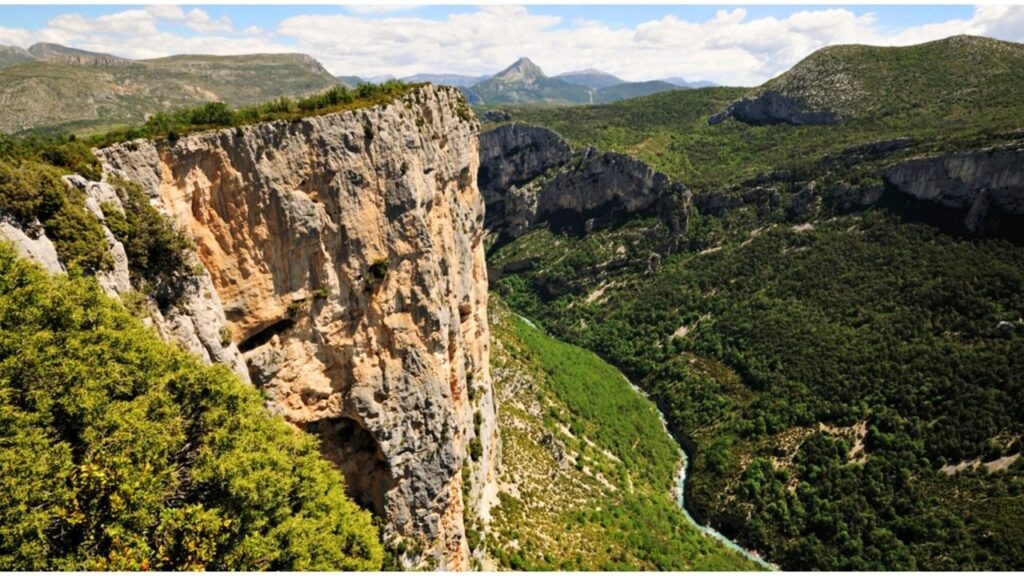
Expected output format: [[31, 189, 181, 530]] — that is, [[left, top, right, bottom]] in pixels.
[[883, 147, 1024, 234], [479, 123, 690, 240], [708, 90, 839, 126], [97, 85, 497, 570]]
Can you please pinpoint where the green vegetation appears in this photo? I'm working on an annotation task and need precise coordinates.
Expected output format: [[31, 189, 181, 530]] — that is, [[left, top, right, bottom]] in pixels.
[[493, 206, 1024, 570], [486, 297, 757, 571], [0, 242, 382, 570], [490, 35, 1024, 571], [100, 177, 193, 306], [504, 37, 1024, 193], [92, 81, 420, 148], [0, 138, 110, 273]]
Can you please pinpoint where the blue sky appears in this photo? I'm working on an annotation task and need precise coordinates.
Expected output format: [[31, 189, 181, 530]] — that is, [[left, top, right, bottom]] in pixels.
[[0, 4, 1017, 85], [3, 5, 978, 36]]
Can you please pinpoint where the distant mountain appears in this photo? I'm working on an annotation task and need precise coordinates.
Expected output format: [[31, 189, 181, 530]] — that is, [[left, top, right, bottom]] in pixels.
[[458, 87, 484, 105], [402, 73, 489, 88], [28, 42, 131, 66], [0, 43, 338, 134], [336, 75, 366, 88], [470, 58, 683, 106], [0, 44, 35, 68], [662, 77, 718, 88], [554, 68, 623, 89], [594, 80, 680, 103], [470, 57, 594, 105]]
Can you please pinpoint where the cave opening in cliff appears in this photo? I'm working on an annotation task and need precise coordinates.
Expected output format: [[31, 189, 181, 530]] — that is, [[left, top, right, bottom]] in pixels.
[[237, 317, 296, 353], [302, 416, 395, 517]]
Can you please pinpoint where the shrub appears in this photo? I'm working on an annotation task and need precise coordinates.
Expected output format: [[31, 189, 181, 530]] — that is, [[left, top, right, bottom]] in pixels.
[[0, 243, 383, 570], [104, 177, 193, 306], [0, 158, 110, 273]]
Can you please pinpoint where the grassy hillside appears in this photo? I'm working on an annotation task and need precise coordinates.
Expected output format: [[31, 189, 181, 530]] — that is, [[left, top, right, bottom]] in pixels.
[[484, 297, 757, 571], [489, 34, 1024, 570], [504, 36, 1024, 193], [0, 49, 338, 135], [754, 35, 1024, 120]]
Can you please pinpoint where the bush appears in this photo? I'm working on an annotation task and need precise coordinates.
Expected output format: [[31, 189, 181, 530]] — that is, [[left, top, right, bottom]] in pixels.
[[0, 158, 110, 273], [103, 177, 193, 306], [0, 243, 383, 570]]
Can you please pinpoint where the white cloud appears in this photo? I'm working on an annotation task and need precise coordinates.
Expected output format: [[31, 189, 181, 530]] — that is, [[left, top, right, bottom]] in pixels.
[[147, 5, 184, 21], [1, 5, 1023, 86], [184, 9, 234, 34]]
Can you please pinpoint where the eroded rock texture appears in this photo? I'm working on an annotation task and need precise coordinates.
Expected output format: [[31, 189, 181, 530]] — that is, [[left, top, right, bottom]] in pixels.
[[479, 123, 690, 241], [98, 84, 498, 569], [883, 146, 1024, 236], [709, 90, 838, 126]]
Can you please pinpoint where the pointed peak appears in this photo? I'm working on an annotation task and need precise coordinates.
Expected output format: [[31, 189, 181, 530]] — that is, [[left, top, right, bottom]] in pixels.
[[496, 57, 545, 82]]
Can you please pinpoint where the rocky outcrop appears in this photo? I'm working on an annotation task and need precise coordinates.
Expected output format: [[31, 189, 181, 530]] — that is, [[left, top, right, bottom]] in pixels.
[[479, 123, 572, 231], [479, 124, 689, 241], [0, 175, 250, 383], [883, 147, 1024, 235], [709, 90, 838, 126], [97, 84, 497, 570], [0, 219, 64, 274]]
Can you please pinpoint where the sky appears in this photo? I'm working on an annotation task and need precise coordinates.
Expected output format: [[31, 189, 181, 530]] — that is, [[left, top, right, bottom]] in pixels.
[[1, 4, 1023, 86]]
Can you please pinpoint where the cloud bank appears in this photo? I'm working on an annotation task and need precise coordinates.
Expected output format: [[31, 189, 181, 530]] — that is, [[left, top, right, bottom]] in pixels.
[[0, 4, 1022, 85]]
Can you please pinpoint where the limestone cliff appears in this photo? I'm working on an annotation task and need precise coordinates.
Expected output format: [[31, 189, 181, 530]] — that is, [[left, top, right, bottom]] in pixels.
[[97, 84, 497, 569], [479, 123, 690, 241], [883, 146, 1024, 236], [0, 174, 250, 383], [709, 90, 838, 126]]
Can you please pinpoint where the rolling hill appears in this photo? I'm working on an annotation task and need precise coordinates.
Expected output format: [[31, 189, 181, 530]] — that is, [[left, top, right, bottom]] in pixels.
[[713, 34, 1024, 125], [0, 43, 340, 135]]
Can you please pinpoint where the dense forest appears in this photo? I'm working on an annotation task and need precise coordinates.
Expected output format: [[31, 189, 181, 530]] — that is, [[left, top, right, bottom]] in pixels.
[[488, 36, 1024, 570], [492, 204, 1024, 569]]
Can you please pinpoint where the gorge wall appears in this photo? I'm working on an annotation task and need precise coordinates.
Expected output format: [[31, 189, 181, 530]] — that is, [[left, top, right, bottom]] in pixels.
[[479, 123, 690, 240], [883, 146, 1024, 237], [95, 84, 497, 569]]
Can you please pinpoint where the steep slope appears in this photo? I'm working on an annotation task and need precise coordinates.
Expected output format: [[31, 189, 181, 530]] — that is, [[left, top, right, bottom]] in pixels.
[[712, 35, 1024, 125], [485, 33, 1024, 572], [479, 123, 689, 242], [0, 45, 338, 135], [96, 84, 497, 569], [0, 242, 383, 570], [484, 297, 757, 570]]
